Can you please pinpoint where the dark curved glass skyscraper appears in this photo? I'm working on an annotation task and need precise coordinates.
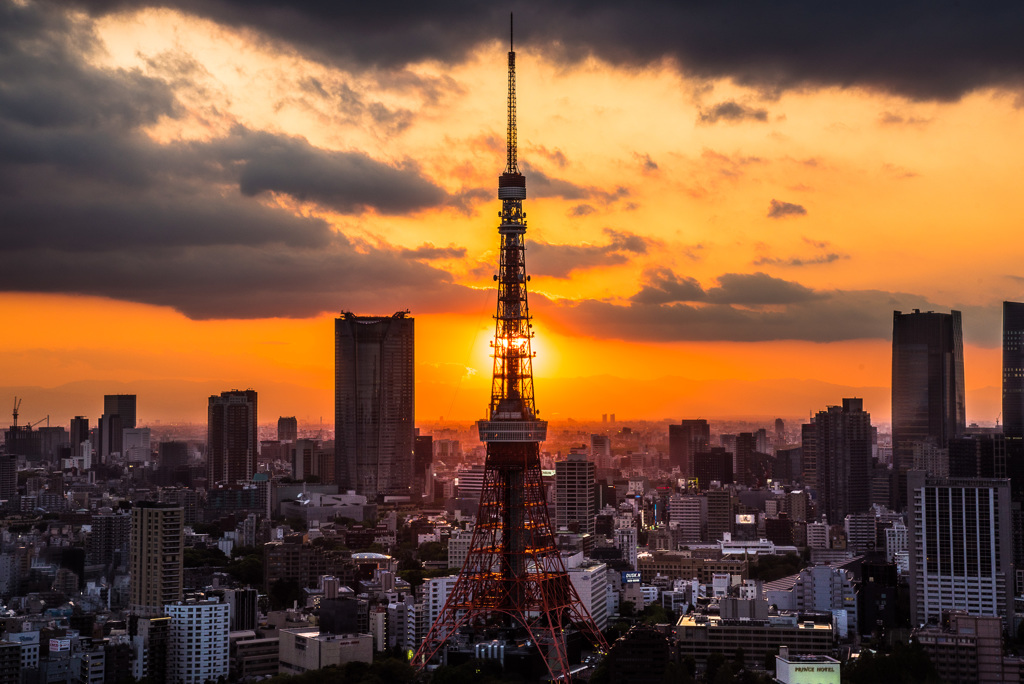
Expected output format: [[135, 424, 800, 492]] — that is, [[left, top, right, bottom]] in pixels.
[[891, 309, 965, 509], [334, 311, 414, 499]]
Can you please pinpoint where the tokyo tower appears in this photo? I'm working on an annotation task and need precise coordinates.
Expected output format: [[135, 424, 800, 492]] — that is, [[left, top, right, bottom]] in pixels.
[[414, 16, 608, 681]]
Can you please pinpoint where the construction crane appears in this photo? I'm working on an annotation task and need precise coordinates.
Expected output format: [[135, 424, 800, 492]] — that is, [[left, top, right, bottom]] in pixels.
[[12, 397, 21, 428], [28, 416, 48, 429]]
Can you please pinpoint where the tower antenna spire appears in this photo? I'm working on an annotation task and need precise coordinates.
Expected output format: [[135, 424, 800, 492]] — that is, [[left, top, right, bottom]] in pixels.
[[505, 13, 518, 175]]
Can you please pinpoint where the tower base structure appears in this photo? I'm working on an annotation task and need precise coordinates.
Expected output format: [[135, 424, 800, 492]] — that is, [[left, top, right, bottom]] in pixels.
[[415, 439, 607, 680]]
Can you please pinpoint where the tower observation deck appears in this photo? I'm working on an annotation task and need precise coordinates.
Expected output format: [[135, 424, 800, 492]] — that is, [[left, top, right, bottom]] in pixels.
[[414, 17, 608, 681]]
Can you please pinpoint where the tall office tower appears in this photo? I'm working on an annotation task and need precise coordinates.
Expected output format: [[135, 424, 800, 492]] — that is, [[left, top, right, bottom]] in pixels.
[[555, 453, 597, 535], [104, 394, 137, 428], [775, 418, 785, 446], [694, 447, 733, 488], [735, 432, 756, 486], [417, 27, 606, 679], [590, 434, 612, 469], [811, 398, 873, 524], [413, 434, 433, 499], [129, 502, 183, 617], [892, 309, 966, 508], [207, 389, 258, 485], [97, 413, 122, 461], [334, 311, 414, 499], [801, 422, 817, 487], [165, 599, 229, 684], [706, 489, 735, 542], [668, 419, 710, 478], [277, 416, 298, 442], [907, 472, 1013, 624], [69, 416, 89, 448], [1004, 302, 1024, 444]]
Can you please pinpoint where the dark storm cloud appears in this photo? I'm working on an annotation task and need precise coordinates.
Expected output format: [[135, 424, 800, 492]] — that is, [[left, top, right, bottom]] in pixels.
[[767, 199, 807, 219], [225, 130, 447, 215], [0, 1, 465, 319], [538, 282, 1001, 344], [698, 101, 769, 124], [528, 229, 652, 278], [0, 242, 481, 319], [60, 0, 1024, 101]]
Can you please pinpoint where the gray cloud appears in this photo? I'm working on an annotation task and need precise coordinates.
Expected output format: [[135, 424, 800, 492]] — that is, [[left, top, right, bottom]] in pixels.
[[0, 1, 466, 319], [62, 0, 1024, 101], [698, 101, 769, 124], [538, 280, 1001, 345], [755, 252, 847, 267], [569, 204, 596, 217], [401, 243, 467, 260], [630, 269, 705, 305], [529, 229, 652, 278], [521, 162, 630, 204], [228, 130, 447, 215], [630, 270, 820, 306], [767, 199, 808, 219]]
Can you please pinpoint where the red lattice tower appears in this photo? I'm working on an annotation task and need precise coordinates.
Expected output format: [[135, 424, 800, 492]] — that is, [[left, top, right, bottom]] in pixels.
[[414, 16, 608, 681]]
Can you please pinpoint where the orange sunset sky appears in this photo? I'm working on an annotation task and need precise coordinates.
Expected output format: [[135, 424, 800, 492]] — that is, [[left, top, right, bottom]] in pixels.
[[2, 1, 1022, 426]]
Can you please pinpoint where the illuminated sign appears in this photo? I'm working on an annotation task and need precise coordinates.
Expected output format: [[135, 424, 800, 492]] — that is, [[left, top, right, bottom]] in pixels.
[[622, 571, 641, 584], [49, 638, 70, 652], [736, 514, 755, 525]]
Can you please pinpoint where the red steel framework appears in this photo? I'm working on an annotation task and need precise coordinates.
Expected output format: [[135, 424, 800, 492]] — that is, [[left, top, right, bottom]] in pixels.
[[414, 16, 608, 681]]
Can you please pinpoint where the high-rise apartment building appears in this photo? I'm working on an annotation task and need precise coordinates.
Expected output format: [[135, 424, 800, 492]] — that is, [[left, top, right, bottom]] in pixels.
[[809, 398, 873, 524], [130, 502, 183, 617], [908, 472, 1013, 625], [335, 311, 414, 499], [668, 420, 710, 478], [555, 453, 597, 535], [892, 309, 966, 508], [69, 416, 89, 448], [207, 389, 258, 485]]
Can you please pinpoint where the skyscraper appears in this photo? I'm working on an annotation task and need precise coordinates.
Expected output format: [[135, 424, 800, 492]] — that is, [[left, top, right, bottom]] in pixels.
[[1003, 302, 1024, 446], [892, 309, 966, 508], [277, 416, 298, 442], [98, 394, 136, 462], [907, 472, 1013, 624], [811, 398, 873, 524], [555, 453, 597, 535], [129, 502, 183, 617], [104, 394, 137, 428], [668, 419, 710, 478], [207, 389, 258, 485], [334, 311, 414, 499]]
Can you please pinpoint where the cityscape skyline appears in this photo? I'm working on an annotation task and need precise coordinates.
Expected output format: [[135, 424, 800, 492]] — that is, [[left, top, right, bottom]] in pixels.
[[3, 2, 1024, 425]]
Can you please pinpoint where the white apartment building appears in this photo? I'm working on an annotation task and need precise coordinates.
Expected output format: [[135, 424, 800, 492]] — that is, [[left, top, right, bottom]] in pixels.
[[165, 599, 230, 684]]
